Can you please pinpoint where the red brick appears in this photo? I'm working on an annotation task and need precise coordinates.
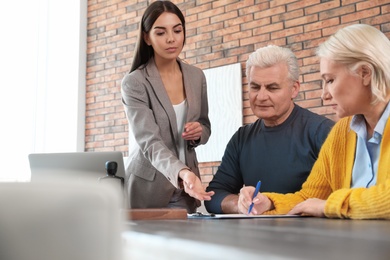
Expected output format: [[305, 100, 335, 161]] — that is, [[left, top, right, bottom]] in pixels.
[[187, 18, 210, 31], [239, 3, 270, 16], [303, 71, 321, 83], [362, 13, 390, 26], [212, 40, 240, 52], [196, 52, 223, 63], [285, 0, 316, 12], [240, 34, 270, 46], [253, 22, 284, 35], [287, 30, 321, 44], [84, 0, 383, 160], [305, 89, 323, 99], [272, 9, 304, 23], [357, 0, 387, 11], [382, 4, 390, 14], [341, 8, 381, 23], [304, 18, 340, 32], [319, 5, 355, 21], [200, 161, 221, 168], [211, 10, 238, 24], [254, 5, 286, 20], [271, 26, 304, 40], [224, 30, 252, 42], [295, 98, 322, 109], [186, 33, 212, 45], [241, 17, 270, 31], [224, 14, 254, 27], [224, 0, 257, 12], [210, 57, 238, 67], [310, 106, 338, 118], [212, 24, 240, 37], [186, 3, 212, 15], [285, 14, 318, 28], [305, 1, 341, 15], [199, 166, 212, 176], [300, 64, 319, 75], [198, 6, 224, 19]]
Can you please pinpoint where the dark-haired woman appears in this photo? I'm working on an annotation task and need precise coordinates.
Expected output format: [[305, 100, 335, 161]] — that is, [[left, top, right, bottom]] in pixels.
[[121, 1, 213, 213]]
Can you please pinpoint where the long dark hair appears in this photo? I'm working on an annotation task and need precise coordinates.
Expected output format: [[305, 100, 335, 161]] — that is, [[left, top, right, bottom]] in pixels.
[[129, 1, 186, 73]]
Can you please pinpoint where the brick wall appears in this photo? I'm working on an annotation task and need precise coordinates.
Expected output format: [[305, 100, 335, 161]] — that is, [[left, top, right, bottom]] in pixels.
[[86, 0, 390, 188]]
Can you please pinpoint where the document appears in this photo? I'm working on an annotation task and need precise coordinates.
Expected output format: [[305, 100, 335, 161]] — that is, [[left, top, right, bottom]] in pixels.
[[188, 213, 302, 219]]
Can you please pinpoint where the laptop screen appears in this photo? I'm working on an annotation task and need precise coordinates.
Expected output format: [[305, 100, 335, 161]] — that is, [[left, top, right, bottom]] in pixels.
[[28, 151, 126, 183]]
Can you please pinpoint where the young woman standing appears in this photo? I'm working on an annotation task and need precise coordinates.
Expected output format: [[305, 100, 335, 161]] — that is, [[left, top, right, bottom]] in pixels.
[[121, 1, 213, 213]]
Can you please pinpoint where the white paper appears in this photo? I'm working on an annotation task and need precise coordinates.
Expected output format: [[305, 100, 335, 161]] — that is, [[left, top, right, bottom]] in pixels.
[[188, 213, 302, 219]]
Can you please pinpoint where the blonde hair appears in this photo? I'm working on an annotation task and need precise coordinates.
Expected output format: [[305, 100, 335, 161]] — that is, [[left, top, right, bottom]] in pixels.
[[316, 24, 390, 103], [246, 45, 299, 82]]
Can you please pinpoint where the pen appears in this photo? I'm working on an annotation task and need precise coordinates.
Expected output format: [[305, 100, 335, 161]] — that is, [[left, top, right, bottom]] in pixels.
[[248, 180, 261, 214]]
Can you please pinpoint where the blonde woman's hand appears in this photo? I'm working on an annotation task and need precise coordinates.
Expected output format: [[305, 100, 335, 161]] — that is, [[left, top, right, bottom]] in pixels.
[[288, 198, 326, 217]]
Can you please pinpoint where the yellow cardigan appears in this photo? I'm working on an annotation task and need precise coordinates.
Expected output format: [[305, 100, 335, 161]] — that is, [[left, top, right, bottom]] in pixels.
[[265, 116, 390, 219]]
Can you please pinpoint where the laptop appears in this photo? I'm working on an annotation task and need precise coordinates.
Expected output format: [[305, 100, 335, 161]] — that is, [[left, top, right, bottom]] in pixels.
[[28, 151, 126, 183]]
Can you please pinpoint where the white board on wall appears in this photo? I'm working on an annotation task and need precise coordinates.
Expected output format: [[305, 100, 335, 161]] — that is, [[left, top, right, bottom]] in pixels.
[[195, 63, 243, 162]]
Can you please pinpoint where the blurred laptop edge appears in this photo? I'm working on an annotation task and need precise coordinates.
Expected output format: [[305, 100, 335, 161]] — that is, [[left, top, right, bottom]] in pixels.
[[28, 151, 125, 182]]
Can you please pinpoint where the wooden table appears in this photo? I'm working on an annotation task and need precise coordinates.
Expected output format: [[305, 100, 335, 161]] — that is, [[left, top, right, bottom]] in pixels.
[[122, 217, 390, 260]]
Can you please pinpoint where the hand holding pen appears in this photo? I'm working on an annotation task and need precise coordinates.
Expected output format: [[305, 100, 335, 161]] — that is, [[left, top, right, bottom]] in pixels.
[[248, 181, 261, 214], [238, 181, 273, 215]]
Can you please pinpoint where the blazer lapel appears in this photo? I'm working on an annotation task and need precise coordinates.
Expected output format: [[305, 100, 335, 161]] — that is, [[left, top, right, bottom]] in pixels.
[[145, 58, 179, 141], [179, 59, 195, 122]]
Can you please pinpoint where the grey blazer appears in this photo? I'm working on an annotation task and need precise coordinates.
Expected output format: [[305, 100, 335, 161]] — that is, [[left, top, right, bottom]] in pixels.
[[121, 58, 211, 210]]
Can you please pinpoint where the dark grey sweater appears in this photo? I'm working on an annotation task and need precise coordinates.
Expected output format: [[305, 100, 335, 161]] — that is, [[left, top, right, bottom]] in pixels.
[[205, 105, 334, 214]]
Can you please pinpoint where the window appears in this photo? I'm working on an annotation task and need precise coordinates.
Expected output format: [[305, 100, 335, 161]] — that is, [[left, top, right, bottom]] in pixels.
[[0, 0, 87, 181]]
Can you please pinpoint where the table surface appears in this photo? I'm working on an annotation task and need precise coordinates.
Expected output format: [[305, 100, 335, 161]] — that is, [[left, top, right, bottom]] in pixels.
[[123, 216, 390, 260]]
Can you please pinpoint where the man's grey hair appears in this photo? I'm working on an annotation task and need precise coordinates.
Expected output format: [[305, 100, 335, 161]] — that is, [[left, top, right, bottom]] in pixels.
[[246, 45, 300, 82]]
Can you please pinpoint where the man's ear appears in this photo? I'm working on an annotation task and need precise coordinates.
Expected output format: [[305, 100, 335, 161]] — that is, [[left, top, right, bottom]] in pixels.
[[291, 81, 300, 99], [361, 65, 372, 86]]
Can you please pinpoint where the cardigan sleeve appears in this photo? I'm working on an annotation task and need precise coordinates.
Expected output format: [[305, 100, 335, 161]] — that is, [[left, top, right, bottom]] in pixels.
[[325, 180, 390, 219], [263, 149, 334, 215], [325, 119, 390, 219]]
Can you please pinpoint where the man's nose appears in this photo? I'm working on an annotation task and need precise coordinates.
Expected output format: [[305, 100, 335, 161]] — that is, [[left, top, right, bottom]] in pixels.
[[256, 88, 268, 100]]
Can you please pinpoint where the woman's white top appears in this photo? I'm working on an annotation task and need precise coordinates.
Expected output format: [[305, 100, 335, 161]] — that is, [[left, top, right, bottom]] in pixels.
[[173, 99, 188, 164]]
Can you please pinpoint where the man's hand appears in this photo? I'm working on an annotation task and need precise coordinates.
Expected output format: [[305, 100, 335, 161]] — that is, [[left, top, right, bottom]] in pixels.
[[238, 186, 273, 215], [179, 169, 214, 201]]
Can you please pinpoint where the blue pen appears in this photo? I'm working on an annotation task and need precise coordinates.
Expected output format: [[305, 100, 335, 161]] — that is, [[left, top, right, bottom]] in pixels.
[[248, 181, 261, 214]]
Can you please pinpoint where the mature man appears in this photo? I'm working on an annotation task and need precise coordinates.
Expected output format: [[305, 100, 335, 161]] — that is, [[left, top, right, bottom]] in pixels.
[[205, 45, 334, 214]]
